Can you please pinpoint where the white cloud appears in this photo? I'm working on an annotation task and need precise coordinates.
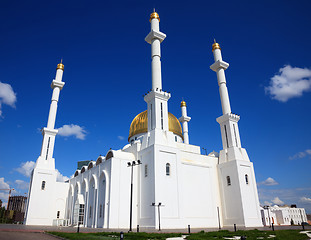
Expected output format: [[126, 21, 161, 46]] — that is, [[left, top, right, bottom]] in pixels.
[[57, 124, 87, 140], [264, 201, 272, 206], [272, 197, 284, 205], [265, 65, 311, 102], [258, 177, 279, 186], [0, 82, 17, 116], [258, 187, 311, 213], [0, 177, 10, 189], [15, 161, 35, 177], [15, 180, 29, 190], [15, 161, 68, 182], [118, 136, 125, 140], [55, 169, 69, 182], [0, 178, 11, 207], [300, 197, 311, 204], [289, 149, 311, 160]]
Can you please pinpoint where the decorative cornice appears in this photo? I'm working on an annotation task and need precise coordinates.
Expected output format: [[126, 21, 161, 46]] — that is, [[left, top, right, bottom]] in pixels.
[[210, 60, 229, 72], [216, 113, 240, 124], [51, 80, 65, 90], [145, 30, 166, 44]]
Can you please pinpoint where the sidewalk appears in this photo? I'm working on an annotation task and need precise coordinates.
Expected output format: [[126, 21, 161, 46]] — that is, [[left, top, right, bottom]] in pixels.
[[0, 223, 310, 233]]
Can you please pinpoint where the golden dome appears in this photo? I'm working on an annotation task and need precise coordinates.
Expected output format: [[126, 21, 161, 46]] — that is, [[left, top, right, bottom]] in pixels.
[[180, 100, 186, 107], [57, 61, 64, 71], [212, 42, 221, 52], [128, 110, 183, 141], [150, 11, 160, 22]]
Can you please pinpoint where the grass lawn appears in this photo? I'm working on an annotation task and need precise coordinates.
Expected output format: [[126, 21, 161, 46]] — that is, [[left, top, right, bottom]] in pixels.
[[187, 229, 309, 240], [49, 229, 309, 240], [49, 231, 182, 240]]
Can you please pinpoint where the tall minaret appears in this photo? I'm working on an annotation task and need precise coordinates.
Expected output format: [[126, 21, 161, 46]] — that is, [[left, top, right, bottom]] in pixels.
[[25, 62, 68, 226], [144, 11, 170, 137], [36, 61, 65, 169], [210, 42, 243, 162], [178, 100, 191, 144], [210, 42, 262, 227]]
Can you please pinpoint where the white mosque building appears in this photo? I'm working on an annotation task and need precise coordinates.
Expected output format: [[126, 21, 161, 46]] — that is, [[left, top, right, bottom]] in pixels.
[[24, 11, 264, 229]]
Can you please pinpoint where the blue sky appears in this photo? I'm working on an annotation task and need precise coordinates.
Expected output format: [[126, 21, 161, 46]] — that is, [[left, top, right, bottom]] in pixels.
[[0, 0, 310, 213]]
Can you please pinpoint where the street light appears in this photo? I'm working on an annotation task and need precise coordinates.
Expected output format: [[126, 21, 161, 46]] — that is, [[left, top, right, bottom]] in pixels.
[[151, 202, 164, 231], [264, 205, 271, 227], [127, 160, 142, 232]]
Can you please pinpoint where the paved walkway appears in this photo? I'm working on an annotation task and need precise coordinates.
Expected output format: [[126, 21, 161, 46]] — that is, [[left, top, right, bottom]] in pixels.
[[0, 223, 310, 233], [0, 232, 58, 240]]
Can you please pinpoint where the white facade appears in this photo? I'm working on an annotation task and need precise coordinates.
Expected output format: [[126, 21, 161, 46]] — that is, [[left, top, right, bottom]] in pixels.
[[25, 11, 274, 229], [261, 205, 307, 226]]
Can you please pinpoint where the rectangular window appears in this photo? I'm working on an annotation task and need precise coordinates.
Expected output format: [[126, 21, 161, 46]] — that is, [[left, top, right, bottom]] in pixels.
[[45, 137, 50, 160], [57, 211, 60, 219], [161, 103, 163, 130], [145, 164, 148, 177], [41, 181, 46, 190], [150, 104, 153, 129], [89, 206, 92, 218], [224, 125, 229, 148], [233, 124, 238, 147], [245, 174, 249, 184], [226, 176, 231, 186], [166, 163, 170, 176], [99, 204, 102, 218]]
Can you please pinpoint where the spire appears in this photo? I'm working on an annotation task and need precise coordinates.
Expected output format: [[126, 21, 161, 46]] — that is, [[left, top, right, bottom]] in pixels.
[[35, 62, 66, 170], [145, 10, 166, 91], [57, 59, 64, 71], [144, 11, 170, 139], [212, 39, 221, 52], [210, 41, 231, 115], [210, 42, 243, 156], [179, 100, 191, 144], [150, 10, 160, 22]]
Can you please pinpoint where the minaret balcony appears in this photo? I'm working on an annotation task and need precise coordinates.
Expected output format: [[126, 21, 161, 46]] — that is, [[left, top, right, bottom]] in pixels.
[[51, 80, 65, 89], [144, 89, 171, 103], [210, 60, 229, 72], [216, 113, 240, 124], [145, 30, 166, 44], [178, 116, 191, 122], [42, 128, 58, 136]]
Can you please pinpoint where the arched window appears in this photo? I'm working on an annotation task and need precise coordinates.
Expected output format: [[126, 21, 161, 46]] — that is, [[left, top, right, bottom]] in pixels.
[[245, 174, 249, 184], [41, 181, 46, 190], [166, 163, 170, 176], [106, 151, 114, 160], [226, 176, 231, 186]]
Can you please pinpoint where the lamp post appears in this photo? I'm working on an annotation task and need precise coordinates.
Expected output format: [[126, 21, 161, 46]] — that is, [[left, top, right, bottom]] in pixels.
[[151, 202, 164, 231], [127, 160, 141, 232], [264, 205, 271, 227]]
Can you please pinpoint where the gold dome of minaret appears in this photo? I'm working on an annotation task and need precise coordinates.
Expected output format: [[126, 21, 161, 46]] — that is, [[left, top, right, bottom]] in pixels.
[[212, 39, 221, 52], [57, 60, 64, 71], [181, 100, 186, 107], [150, 10, 160, 22]]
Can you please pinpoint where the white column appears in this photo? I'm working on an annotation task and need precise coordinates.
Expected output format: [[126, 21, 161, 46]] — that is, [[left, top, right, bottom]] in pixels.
[[47, 66, 65, 129], [210, 43, 231, 115], [144, 11, 170, 138], [145, 11, 166, 91], [178, 101, 191, 144], [36, 62, 65, 170]]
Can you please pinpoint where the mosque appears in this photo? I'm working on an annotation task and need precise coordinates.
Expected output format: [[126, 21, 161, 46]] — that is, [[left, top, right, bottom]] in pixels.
[[24, 11, 264, 229]]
